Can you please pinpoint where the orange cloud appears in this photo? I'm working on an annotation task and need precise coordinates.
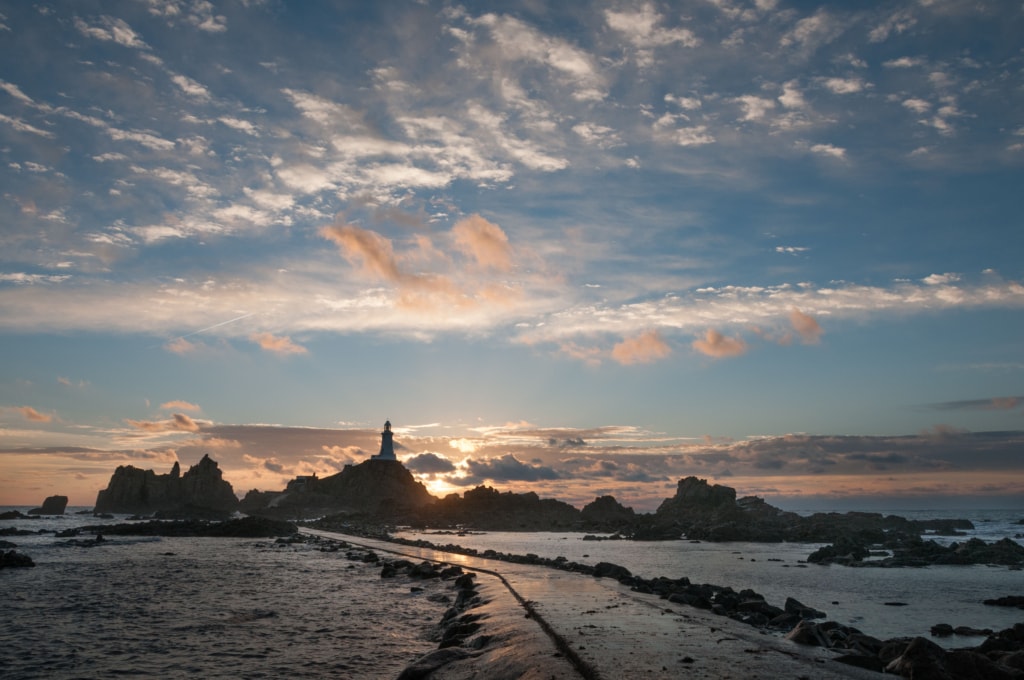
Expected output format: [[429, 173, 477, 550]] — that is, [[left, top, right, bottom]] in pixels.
[[161, 400, 201, 412], [611, 330, 672, 365], [164, 337, 199, 354], [559, 341, 604, 366], [452, 214, 512, 271], [250, 332, 308, 355], [320, 223, 401, 281], [17, 406, 53, 422], [990, 397, 1019, 410], [692, 328, 748, 358], [127, 413, 200, 432], [789, 308, 823, 344]]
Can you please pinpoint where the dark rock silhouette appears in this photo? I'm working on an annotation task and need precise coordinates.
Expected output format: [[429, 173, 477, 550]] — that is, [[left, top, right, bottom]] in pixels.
[[28, 495, 68, 515], [94, 454, 238, 515], [241, 459, 433, 518], [423, 485, 580, 530], [580, 495, 636, 531], [0, 549, 35, 568]]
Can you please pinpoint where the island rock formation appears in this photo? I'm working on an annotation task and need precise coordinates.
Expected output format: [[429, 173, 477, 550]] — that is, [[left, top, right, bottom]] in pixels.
[[94, 454, 239, 516], [240, 459, 433, 518], [28, 495, 68, 515]]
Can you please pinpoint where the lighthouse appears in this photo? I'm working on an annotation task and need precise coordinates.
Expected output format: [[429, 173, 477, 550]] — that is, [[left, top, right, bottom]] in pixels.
[[373, 419, 397, 461]]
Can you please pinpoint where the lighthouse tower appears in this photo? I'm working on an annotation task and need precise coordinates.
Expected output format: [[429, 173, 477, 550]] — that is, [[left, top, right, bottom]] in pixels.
[[373, 420, 397, 461]]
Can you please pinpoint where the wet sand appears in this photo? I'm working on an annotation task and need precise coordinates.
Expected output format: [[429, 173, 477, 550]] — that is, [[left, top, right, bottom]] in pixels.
[[305, 529, 881, 679]]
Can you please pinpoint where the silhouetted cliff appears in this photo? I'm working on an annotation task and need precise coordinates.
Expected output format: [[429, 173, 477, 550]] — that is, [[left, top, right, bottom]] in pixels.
[[94, 455, 239, 515]]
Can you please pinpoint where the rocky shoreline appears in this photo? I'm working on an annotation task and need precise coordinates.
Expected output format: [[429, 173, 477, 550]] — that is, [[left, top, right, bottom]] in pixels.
[[310, 525, 1024, 679]]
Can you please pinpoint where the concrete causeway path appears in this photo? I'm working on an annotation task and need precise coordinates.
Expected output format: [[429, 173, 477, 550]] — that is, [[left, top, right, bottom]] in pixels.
[[304, 529, 881, 679]]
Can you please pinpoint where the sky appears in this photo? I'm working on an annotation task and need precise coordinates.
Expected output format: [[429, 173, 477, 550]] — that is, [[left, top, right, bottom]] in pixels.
[[1, 0, 1023, 512]]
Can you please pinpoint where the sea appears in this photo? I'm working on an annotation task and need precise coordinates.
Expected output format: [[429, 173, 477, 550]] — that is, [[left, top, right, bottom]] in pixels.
[[394, 508, 1024, 645], [0, 509, 449, 680], [2, 507, 1022, 678]]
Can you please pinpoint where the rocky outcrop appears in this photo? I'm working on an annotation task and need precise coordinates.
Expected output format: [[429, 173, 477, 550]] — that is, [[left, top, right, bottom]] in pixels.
[[28, 495, 68, 515], [0, 550, 35, 568], [808, 535, 1024, 567], [243, 459, 434, 518], [93, 455, 239, 515], [421, 486, 580, 530], [652, 477, 803, 541], [580, 495, 636, 531]]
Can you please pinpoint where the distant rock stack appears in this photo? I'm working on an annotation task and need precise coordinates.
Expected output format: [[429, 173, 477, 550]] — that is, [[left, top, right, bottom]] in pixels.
[[94, 454, 239, 515], [28, 495, 68, 515], [372, 420, 397, 461]]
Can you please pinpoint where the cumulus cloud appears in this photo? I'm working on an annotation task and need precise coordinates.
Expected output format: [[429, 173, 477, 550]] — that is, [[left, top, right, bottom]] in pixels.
[[452, 214, 512, 271], [605, 4, 700, 58], [127, 413, 200, 432], [462, 453, 560, 484], [692, 329, 748, 358], [250, 332, 308, 356], [789, 308, 823, 344], [404, 452, 457, 474], [611, 330, 672, 365]]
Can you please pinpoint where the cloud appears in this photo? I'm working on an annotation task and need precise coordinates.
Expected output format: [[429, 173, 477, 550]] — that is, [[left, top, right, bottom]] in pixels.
[[809, 143, 846, 159], [922, 272, 961, 285], [611, 330, 672, 365], [692, 329, 748, 358], [250, 332, 308, 356], [13, 406, 53, 422], [605, 3, 700, 66], [734, 95, 776, 122], [73, 16, 148, 49], [931, 396, 1024, 411], [321, 223, 402, 282], [452, 214, 513, 271], [404, 452, 457, 475], [789, 308, 823, 344], [160, 400, 201, 412], [127, 413, 200, 432], [462, 453, 560, 484]]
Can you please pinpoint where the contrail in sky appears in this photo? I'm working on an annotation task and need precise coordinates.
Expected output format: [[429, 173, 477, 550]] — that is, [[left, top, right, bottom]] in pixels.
[[155, 312, 256, 348]]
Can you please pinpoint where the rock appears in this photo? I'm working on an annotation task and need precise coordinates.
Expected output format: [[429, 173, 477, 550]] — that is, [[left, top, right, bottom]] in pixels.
[[883, 636, 1022, 679], [784, 596, 826, 619], [28, 495, 68, 515], [985, 596, 1024, 610], [0, 549, 35, 568], [786, 620, 827, 646], [0, 510, 28, 520], [592, 561, 632, 581], [885, 637, 951, 678], [580, 495, 636, 529], [94, 455, 239, 515], [932, 623, 955, 637]]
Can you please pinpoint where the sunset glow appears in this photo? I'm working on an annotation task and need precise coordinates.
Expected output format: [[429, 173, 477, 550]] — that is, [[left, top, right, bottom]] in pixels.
[[1, 2, 1022, 511]]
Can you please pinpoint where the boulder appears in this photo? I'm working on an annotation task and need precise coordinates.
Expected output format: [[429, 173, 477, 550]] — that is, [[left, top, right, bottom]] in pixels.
[[28, 495, 68, 515], [593, 561, 632, 581], [0, 549, 35, 569]]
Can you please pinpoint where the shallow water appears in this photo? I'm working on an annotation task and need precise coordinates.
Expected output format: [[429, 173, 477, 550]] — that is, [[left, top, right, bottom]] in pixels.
[[395, 509, 1024, 645], [1, 526, 448, 680]]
